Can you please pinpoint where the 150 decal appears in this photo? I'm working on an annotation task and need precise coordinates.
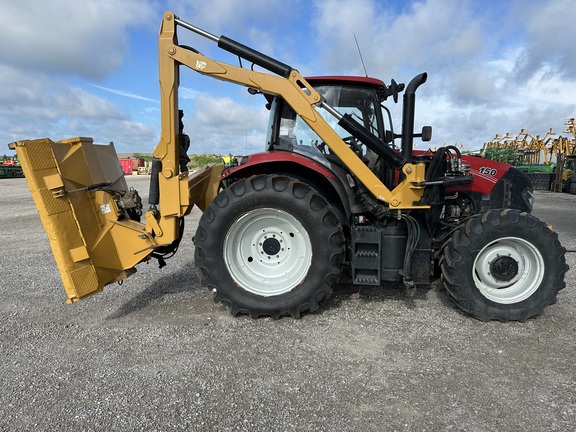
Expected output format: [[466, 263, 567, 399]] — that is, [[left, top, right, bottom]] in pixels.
[[479, 167, 497, 176]]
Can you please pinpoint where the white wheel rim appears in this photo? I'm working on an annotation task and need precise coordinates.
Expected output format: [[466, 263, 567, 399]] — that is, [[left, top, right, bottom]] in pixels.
[[224, 208, 312, 296], [473, 237, 544, 304]]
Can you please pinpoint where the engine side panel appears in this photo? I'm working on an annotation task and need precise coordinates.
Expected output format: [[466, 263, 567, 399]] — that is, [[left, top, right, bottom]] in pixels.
[[447, 155, 533, 213]]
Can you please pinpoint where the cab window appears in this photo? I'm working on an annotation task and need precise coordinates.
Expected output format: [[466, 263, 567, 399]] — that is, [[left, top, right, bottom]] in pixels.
[[277, 85, 381, 153]]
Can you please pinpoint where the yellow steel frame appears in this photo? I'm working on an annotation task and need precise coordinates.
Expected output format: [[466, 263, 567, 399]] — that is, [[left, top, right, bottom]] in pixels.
[[156, 11, 428, 210]]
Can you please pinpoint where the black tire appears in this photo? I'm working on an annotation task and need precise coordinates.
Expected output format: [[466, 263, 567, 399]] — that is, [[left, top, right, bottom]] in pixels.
[[570, 171, 576, 194], [194, 175, 345, 319], [562, 177, 571, 193], [526, 172, 552, 190], [440, 209, 568, 322]]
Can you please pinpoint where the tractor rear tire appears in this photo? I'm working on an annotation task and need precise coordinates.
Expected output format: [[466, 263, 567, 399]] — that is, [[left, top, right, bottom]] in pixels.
[[194, 175, 345, 319], [440, 209, 568, 322]]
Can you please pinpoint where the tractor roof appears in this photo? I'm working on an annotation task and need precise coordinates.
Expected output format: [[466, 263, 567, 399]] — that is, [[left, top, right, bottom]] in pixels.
[[305, 75, 387, 89], [261, 75, 388, 104]]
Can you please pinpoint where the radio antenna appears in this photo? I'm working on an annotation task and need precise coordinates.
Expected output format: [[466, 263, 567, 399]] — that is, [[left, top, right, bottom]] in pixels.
[[354, 33, 368, 77]]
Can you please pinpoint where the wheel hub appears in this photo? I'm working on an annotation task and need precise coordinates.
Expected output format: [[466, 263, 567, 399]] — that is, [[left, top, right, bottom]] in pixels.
[[262, 236, 282, 256], [489, 256, 519, 282]]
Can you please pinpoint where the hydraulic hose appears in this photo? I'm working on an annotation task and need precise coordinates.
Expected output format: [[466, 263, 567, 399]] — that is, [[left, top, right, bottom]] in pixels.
[[175, 16, 293, 78], [217, 36, 292, 78]]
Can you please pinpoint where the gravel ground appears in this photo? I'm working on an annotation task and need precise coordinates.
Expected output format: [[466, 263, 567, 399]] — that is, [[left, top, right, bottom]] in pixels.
[[1, 175, 575, 431]]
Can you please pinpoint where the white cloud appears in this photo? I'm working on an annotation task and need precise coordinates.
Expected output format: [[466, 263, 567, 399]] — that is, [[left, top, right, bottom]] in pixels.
[[312, 0, 487, 76], [179, 87, 202, 100], [0, 65, 156, 149], [166, 0, 308, 66], [0, 66, 119, 126], [420, 71, 576, 151], [173, 0, 292, 35], [0, 0, 158, 153], [312, 0, 381, 75], [91, 85, 159, 103], [0, 0, 156, 79], [511, 0, 576, 81], [448, 66, 499, 106], [183, 93, 269, 155], [310, 0, 576, 151]]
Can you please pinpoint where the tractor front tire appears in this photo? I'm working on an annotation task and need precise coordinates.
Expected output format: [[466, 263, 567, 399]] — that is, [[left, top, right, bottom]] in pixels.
[[440, 209, 568, 322], [194, 175, 345, 319]]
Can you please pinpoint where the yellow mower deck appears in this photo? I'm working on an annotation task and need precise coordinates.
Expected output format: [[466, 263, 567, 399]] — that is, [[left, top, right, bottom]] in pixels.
[[10, 137, 221, 302]]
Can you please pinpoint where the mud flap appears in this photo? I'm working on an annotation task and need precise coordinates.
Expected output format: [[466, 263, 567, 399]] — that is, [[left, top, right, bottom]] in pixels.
[[10, 137, 154, 302]]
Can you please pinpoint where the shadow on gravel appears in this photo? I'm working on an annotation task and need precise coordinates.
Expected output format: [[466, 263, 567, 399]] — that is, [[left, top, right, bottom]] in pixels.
[[106, 265, 200, 320], [107, 268, 461, 320], [321, 276, 466, 317], [324, 281, 434, 313]]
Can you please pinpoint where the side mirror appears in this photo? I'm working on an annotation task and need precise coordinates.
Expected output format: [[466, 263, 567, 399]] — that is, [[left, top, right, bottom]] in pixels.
[[421, 126, 432, 142]]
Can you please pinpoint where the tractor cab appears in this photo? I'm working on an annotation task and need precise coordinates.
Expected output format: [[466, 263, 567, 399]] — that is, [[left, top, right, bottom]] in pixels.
[[265, 76, 397, 182], [268, 77, 387, 150]]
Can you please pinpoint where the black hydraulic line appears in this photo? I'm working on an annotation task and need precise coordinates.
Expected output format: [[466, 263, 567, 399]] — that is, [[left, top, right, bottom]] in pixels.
[[338, 113, 406, 169], [400, 214, 420, 289], [444, 145, 462, 158], [63, 182, 112, 194]]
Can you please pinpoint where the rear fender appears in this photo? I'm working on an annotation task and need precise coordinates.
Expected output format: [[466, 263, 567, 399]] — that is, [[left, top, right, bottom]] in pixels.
[[223, 151, 337, 181], [222, 151, 354, 223]]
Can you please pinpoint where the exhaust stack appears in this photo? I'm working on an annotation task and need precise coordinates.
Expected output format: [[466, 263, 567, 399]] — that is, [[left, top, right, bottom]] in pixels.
[[401, 73, 427, 163]]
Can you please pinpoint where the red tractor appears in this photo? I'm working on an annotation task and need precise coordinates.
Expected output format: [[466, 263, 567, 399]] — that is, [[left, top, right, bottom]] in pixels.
[[194, 72, 567, 321]]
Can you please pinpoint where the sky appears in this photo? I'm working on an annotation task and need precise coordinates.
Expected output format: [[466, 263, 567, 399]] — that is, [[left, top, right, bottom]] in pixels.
[[1, 0, 575, 157]]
